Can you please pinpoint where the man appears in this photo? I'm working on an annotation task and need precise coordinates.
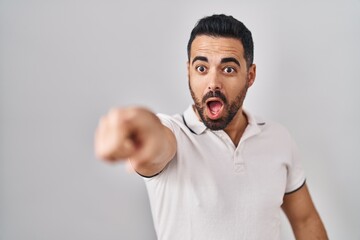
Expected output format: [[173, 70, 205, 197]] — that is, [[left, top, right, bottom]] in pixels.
[[95, 14, 328, 240]]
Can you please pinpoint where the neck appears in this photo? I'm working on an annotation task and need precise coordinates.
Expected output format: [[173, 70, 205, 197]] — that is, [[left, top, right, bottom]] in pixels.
[[224, 108, 248, 147]]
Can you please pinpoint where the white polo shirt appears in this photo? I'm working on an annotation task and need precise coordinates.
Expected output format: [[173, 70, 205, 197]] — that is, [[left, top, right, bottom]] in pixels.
[[144, 105, 305, 240]]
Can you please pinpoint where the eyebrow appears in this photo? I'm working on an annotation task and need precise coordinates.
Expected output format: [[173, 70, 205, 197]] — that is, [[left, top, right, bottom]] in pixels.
[[191, 56, 241, 67], [221, 57, 240, 67], [192, 56, 208, 65]]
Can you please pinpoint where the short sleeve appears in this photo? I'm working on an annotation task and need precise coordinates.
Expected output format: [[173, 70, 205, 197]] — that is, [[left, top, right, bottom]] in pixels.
[[138, 113, 178, 181], [285, 136, 306, 194], [156, 113, 178, 134]]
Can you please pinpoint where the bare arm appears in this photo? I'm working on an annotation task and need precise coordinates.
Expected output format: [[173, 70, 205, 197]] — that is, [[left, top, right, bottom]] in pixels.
[[282, 184, 328, 240], [94, 107, 177, 177]]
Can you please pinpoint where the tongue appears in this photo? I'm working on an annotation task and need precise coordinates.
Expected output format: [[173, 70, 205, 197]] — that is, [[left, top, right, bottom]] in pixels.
[[208, 101, 222, 114]]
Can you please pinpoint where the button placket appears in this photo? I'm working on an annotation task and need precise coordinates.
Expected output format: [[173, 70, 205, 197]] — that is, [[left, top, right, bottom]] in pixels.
[[234, 163, 245, 173], [214, 131, 236, 151], [233, 142, 246, 173]]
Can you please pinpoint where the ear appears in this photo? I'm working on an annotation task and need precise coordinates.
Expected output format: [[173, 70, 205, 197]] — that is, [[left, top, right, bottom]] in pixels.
[[247, 64, 256, 87]]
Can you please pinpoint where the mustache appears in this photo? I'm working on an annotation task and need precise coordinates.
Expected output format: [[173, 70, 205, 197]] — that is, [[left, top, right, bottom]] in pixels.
[[202, 90, 227, 104]]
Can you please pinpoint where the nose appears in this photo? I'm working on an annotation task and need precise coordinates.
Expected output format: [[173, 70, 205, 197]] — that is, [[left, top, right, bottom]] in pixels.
[[207, 70, 222, 91]]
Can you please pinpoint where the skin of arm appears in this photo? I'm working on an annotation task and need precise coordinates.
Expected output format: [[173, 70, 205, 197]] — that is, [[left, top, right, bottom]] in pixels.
[[282, 184, 328, 240], [94, 107, 177, 177]]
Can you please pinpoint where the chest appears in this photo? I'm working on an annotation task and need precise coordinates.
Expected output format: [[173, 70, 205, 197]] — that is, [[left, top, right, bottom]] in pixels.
[[175, 132, 290, 210]]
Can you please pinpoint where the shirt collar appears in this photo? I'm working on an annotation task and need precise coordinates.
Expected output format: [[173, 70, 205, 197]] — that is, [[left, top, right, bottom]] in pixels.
[[241, 108, 264, 141], [183, 105, 207, 134], [182, 105, 266, 136]]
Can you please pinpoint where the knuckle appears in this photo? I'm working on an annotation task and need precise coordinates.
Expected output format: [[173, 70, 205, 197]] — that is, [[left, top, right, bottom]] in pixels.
[[108, 108, 119, 119], [108, 107, 119, 115], [99, 116, 107, 126]]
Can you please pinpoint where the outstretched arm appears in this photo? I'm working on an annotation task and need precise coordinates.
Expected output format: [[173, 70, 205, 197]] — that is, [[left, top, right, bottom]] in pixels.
[[282, 184, 328, 240], [94, 107, 177, 177]]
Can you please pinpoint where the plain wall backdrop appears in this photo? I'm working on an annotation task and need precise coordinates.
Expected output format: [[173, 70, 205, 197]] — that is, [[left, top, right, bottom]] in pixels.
[[1, 0, 359, 239]]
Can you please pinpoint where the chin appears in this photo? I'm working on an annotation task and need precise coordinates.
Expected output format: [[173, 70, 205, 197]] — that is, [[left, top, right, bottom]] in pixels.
[[203, 118, 228, 130]]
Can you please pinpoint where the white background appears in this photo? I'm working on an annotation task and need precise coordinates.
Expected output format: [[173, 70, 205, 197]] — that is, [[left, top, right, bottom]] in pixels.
[[1, 0, 359, 239]]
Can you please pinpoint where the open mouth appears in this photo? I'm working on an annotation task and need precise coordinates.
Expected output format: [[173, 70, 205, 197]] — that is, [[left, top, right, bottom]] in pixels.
[[206, 98, 224, 119]]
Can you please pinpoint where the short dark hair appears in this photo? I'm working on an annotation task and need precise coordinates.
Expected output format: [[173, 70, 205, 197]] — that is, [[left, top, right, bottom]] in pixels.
[[187, 14, 254, 69]]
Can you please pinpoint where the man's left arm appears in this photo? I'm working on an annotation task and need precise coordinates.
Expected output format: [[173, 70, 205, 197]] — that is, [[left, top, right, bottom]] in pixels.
[[282, 184, 328, 240]]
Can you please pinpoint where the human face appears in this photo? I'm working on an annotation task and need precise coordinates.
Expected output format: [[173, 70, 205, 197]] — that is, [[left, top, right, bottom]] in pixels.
[[188, 35, 256, 130]]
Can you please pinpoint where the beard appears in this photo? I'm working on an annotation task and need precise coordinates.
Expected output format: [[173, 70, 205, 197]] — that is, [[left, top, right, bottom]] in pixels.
[[189, 81, 249, 131]]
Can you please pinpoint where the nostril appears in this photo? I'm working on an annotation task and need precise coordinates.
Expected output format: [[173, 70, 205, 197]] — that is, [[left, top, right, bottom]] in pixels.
[[208, 86, 221, 90]]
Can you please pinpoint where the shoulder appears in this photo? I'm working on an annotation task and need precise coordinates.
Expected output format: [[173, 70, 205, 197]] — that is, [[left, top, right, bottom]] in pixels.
[[156, 112, 185, 134], [244, 112, 297, 155], [246, 110, 293, 140], [262, 118, 292, 137]]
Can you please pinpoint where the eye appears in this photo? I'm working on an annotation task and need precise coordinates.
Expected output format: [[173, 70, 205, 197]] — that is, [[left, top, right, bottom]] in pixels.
[[224, 67, 235, 73], [196, 65, 207, 73], [223, 67, 236, 74]]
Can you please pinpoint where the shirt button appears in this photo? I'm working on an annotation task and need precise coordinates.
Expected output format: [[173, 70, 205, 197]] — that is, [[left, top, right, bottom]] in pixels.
[[235, 164, 245, 173]]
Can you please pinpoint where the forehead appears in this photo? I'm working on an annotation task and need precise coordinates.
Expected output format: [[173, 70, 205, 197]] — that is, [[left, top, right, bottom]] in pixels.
[[190, 35, 245, 60]]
